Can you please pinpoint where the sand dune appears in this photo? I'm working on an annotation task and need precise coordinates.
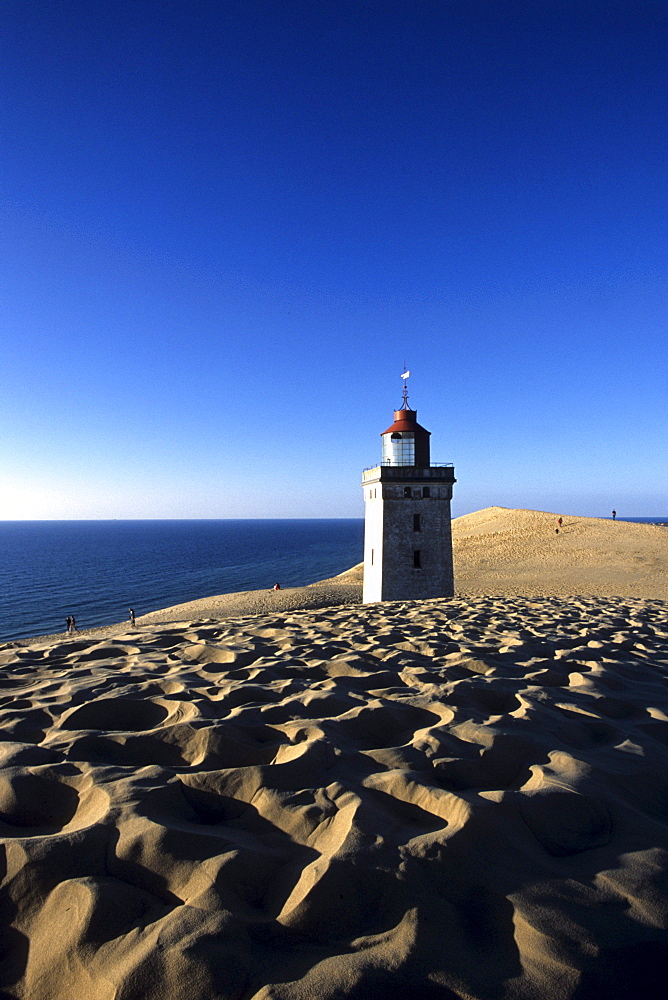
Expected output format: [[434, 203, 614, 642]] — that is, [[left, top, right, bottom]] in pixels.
[[453, 507, 668, 599], [136, 580, 362, 628], [2, 592, 668, 998], [113, 508, 668, 632], [2, 509, 668, 998]]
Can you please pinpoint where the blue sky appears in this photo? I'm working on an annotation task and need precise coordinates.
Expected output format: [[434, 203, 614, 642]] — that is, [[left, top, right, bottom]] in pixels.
[[2, 1, 666, 519]]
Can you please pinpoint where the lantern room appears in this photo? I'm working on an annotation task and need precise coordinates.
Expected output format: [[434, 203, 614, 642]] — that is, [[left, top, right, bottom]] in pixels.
[[381, 408, 431, 467]]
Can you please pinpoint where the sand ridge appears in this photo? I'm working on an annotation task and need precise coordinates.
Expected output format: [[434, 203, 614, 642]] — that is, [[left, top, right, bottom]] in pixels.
[[1, 594, 667, 999], [452, 507, 668, 598]]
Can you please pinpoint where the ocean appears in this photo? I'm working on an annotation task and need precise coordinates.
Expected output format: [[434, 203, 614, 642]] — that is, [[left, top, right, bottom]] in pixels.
[[620, 517, 668, 524], [0, 519, 365, 643]]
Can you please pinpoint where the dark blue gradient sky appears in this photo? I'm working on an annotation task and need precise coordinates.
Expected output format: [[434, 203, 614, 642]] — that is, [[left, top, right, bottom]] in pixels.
[[2, 1, 666, 517]]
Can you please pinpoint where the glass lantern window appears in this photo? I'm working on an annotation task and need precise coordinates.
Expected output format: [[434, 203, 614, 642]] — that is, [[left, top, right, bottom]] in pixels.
[[382, 432, 415, 466]]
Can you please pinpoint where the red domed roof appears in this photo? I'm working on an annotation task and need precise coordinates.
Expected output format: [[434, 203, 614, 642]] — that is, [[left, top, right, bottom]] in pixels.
[[381, 409, 431, 436]]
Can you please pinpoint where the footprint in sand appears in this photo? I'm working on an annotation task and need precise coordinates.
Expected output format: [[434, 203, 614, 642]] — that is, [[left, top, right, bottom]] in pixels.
[[0, 767, 108, 835], [59, 697, 170, 732]]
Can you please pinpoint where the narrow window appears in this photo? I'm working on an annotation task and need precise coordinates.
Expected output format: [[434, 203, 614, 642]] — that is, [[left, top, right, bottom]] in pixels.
[[423, 486, 430, 498], [413, 550, 421, 568], [404, 486, 411, 498], [413, 513, 421, 531]]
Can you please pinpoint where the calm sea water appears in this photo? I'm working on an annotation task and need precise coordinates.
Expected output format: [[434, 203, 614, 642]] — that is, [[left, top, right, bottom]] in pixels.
[[0, 520, 364, 642], [620, 517, 668, 524]]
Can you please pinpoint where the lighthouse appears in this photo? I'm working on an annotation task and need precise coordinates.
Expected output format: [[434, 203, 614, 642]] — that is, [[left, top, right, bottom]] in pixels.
[[362, 375, 456, 603]]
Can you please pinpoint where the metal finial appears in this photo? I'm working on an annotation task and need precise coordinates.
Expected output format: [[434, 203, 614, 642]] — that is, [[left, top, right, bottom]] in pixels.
[[400, 366, 410, 409]]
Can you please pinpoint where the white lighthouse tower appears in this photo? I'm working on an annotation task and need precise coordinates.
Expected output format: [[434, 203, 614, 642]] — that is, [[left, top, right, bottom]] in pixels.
[[362, 374, 456, 603]]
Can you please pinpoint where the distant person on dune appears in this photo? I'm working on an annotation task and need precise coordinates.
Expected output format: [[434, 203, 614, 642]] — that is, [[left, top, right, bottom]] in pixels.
[[272, 583, 281, 591], [129, 608, 136, 626], [612, 509, 617, 520], [66, 616, 72, 633], [558, 517, 563, 527]]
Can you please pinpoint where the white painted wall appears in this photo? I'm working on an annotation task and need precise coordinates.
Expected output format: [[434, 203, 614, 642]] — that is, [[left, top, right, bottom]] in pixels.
[[362, 473, 454, 603]]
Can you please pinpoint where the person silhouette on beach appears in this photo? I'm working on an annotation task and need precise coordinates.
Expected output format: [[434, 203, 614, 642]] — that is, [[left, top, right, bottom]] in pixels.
[[558, 517, 563, 527], [66, 616, 72, 633], [129, 608, 136, 626], [612, 509, 617, 520], [272, 583, 281, 591]]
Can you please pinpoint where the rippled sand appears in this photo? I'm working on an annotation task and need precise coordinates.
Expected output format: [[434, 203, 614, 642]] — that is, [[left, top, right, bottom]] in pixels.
[[1, 591, 667, 999]]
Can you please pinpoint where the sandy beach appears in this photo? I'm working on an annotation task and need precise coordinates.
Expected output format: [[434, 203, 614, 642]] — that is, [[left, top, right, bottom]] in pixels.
[[1, 509, 667, 999]]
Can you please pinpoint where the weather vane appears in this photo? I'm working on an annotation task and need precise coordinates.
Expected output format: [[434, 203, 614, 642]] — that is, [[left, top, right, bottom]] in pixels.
[[400, 364, 410, 409]]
